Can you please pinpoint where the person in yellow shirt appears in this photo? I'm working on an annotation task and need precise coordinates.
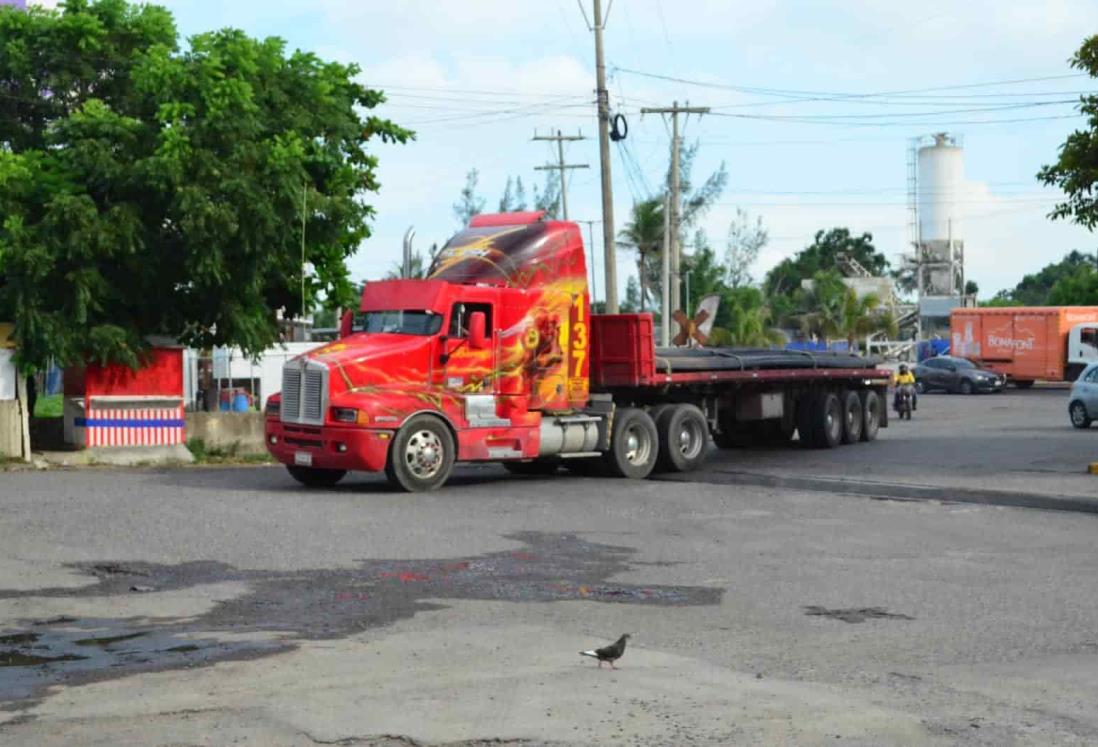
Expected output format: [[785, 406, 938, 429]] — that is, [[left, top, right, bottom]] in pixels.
[[893, 363, 917, 412]]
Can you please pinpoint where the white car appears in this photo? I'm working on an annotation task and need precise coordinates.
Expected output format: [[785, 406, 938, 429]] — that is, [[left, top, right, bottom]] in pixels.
[[1068, 362, 1098, 429]]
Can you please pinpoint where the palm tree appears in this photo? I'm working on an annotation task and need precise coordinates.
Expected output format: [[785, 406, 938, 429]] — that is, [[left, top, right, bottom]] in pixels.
[[839, 290, 898, 353], [795, 271, 847, 345], [617, 198, 665, 311]]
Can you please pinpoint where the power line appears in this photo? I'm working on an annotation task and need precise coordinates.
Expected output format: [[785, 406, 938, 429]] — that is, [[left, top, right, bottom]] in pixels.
[[532, 129, 589, 220]]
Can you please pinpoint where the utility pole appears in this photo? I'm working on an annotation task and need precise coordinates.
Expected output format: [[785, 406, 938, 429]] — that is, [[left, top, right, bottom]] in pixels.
[[532, 129, 588, 220], [661, 193, 671, 346], [639, 102, 709, 313], [580, 0, 619, 312]]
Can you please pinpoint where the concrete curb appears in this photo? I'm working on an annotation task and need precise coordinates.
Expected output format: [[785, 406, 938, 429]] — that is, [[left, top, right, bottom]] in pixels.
[[659, 469, 1098, 515], [37, 445, 195, 468]]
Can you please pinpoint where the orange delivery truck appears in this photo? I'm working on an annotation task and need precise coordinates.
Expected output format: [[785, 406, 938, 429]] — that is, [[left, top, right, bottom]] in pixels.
[[950, 307, 1098, 386]]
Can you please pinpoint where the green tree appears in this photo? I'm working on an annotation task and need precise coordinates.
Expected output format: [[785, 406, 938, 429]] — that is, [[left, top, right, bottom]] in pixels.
[[617, 198, 664, 311], [0, 0, 410, 370], [1049, 265, 1098, 305], [498, 176, 527, 212], [453, 169, 486, 225], [621, 275, 642, 313], [385, 250, 428, 280], [1039, 35, 1098, 229], [531, 170, 560, 218], [666, 141, 729, 232], [725, 208, 768, 289], [764, 228, 889, 299], [989, 250, 1097, 305], [709, 287, 784, 347]]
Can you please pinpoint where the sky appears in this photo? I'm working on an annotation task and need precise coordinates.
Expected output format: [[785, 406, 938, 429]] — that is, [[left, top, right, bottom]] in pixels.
[[29, 0, 1098, 300]]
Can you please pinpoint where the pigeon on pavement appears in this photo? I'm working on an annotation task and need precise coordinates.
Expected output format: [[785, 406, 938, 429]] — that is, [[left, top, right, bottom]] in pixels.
[[580, 633, 631, 669]]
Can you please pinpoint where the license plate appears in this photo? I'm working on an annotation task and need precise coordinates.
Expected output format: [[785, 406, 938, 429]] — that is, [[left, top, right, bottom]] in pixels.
[[294, 451, 313, 466]]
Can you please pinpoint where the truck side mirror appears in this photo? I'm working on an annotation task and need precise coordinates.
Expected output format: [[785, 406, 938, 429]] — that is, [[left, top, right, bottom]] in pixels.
[[468, 311, 488, 350], [339, 311, 353, 339]]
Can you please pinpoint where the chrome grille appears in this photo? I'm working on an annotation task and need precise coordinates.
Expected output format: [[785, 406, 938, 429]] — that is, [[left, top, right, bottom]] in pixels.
[[303, 370, 323, 420], [282, 368, 301, 419]]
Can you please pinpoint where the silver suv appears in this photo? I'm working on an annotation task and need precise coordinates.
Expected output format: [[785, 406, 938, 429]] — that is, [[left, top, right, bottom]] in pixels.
[[1068, 363, 1098, 429]]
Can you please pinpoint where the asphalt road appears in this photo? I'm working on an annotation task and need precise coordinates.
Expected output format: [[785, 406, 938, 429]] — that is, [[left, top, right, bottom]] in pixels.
[[1, 388, 1097, 745]]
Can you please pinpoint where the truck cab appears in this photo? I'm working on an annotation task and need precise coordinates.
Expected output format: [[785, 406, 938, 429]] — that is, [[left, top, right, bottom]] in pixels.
[[266, 211, 597, 490]]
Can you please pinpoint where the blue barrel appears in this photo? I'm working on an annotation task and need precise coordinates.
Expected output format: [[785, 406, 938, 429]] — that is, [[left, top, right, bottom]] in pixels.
[[232, 392, 250, 412]]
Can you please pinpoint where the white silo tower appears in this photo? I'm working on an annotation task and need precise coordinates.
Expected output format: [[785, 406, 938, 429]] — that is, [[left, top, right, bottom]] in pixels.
[[909, 133, 966, 335]]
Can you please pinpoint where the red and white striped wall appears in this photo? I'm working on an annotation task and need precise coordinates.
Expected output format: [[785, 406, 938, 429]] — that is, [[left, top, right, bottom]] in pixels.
[[75, 402, 185, 448]]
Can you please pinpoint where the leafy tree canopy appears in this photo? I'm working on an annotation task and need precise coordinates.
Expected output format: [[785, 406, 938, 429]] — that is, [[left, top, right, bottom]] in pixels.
[[0, 0, 411, 369], [985, 250, 1097, 306], [1039, 34, 1098, 230], [1049, 265, 1098, 305], [763, 228, 889, 299]]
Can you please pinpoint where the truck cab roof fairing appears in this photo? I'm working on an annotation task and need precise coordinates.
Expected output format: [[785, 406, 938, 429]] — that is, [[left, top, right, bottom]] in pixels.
[[428, 220, 585, 290], [359, 279, 451, 312]]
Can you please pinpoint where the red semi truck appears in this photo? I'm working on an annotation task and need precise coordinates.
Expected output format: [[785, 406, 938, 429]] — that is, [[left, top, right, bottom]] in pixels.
[[265, 212, 890, 491]]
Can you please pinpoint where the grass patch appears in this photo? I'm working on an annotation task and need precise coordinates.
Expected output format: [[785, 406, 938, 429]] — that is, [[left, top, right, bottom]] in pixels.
[[34, 394, 62, 418], [185, 438, 273, 465]]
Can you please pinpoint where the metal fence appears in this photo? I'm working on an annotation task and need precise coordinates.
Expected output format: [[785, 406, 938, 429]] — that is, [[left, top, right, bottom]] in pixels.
[[183, 344, 323, 412]]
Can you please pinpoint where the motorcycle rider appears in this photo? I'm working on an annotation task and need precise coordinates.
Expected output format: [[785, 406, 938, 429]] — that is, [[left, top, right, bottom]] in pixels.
[[893, 363, 917, 412]]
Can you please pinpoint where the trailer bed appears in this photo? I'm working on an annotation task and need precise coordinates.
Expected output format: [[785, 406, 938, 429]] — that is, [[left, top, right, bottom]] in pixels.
[[591, 314, 888, 388]]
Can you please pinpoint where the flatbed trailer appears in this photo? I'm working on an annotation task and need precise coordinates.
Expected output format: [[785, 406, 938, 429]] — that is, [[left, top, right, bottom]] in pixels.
[[265, 213, 890, 491]]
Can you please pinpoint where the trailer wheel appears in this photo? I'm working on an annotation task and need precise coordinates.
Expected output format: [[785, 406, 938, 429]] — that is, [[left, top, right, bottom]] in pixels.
[[286, 466, 347, 488], [655, 404, 709, 472], [385, 415, 456, 492], [840, 390, 863, 444], [503, 459, 560, 476], [813, 391, 843, 448], [860, 391, 881, 442], [603, 407, 658, 479]]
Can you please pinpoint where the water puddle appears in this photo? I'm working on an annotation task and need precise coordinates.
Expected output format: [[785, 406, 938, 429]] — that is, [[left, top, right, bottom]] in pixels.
[[0, 532, 722, 707], [803, 605, 914, 623]]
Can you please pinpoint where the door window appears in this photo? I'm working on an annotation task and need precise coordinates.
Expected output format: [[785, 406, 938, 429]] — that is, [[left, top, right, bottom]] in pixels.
[[1085, 366, 1098, 383], [448, 303, 493, 339]]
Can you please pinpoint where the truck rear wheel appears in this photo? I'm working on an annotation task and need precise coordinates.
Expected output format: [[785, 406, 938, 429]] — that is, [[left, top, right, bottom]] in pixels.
[[603, 407, 658, 479], [799, 391, 842, 449], [841, 390, 863, 444], [286, 465, 347, 487], [385, 415, 456, 492], [860, 391, 881, 442], [655, 404, 709, 473]]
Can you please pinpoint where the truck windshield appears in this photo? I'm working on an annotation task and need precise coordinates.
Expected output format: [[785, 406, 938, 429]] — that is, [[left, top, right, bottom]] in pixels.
[[354, 311, 443, 336]]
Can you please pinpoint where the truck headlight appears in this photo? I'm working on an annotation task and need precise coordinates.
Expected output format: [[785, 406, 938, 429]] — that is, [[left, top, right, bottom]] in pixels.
[[265, 399, 280, 416], [332, 407, 358, 423]]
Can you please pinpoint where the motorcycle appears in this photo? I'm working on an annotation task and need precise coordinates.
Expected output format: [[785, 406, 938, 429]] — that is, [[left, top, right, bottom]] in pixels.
[[895, 384, 914, 420]]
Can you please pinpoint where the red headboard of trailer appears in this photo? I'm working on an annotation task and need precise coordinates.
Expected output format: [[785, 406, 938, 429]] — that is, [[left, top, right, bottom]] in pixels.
[[590, 314, 656, 388]]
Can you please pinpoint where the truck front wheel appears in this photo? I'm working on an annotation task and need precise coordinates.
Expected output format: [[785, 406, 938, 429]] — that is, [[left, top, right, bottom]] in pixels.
[[655, 404, 709, 472], [385, 415, 456, 492], [603, 407, 658, 479], [286, 465, 347, 488]]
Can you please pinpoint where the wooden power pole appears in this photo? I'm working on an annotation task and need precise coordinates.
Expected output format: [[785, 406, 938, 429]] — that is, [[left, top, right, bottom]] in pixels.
[[639, 101, 709, 313], [585, 0, 618, 312], [532, 129, 588, 220]]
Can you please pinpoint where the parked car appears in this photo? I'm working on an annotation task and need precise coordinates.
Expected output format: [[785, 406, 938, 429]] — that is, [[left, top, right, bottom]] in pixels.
[[914, 356, 1006, 395], [1068, 362, 1098, 429]]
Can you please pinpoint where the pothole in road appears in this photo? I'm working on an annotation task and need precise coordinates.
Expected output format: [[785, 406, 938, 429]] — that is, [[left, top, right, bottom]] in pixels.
[[803, 606, 915, 623], [0, 532, 721, 708]]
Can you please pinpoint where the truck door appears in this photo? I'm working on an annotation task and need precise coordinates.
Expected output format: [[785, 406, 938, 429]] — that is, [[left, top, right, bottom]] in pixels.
[[1071, 325, 1098, 365], [441, 302, 496, 395]]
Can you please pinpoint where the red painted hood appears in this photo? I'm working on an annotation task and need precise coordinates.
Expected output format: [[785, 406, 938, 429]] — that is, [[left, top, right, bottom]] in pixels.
[[304, 334, 434, 395]]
